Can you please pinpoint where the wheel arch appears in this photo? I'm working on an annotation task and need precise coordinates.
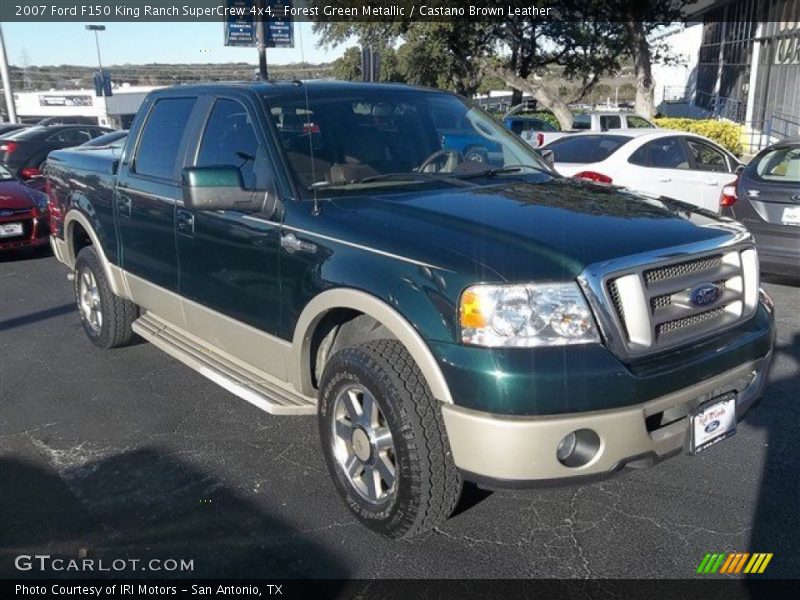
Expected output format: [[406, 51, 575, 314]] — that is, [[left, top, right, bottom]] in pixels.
[[63, 210, 128, 298], [291, 288, 453, 405]]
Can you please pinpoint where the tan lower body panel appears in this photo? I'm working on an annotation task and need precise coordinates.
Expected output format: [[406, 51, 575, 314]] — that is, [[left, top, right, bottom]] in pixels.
[[442, 356, 770, 482]]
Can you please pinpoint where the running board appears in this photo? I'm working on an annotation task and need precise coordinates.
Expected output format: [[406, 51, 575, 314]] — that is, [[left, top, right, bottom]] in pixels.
[[132, 313, 316, 416]]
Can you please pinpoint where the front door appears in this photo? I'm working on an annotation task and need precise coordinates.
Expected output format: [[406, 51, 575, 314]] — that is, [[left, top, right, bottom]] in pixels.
[[175, 95, 285, 346]]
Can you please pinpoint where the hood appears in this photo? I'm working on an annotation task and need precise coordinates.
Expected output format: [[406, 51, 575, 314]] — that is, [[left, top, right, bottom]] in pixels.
[[0, 180, 44, 211], [331, 178, 739, 282]]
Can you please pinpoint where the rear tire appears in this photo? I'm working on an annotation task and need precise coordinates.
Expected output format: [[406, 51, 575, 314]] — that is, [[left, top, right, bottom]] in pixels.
[[74, 246, 138, 349], [318, 339, 462, 538]]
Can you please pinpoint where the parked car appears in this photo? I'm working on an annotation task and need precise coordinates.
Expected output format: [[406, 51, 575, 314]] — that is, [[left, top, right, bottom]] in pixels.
[[544, 130, 741, 212], [0, 124, 113, 181], [47, 82, 773, 539], [722, 136, 800, 279], [524, 111, 656, 148], [0, 123, 30, 136], [37, 115, 98, 126], [0, 164, 49, 252], [79, 129, 128, 148]]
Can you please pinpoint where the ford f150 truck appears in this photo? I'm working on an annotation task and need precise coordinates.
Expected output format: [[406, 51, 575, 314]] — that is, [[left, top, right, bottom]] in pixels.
[[47, 82, 774, 539]]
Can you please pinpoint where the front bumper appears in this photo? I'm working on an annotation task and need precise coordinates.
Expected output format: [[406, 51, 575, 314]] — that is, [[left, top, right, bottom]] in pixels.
[[442, 351, 772, 486], [0, 215, 50, 251]]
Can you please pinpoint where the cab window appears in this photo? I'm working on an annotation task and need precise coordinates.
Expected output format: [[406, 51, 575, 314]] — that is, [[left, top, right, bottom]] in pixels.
[[134, 97, 196, 181], [196, 98, 266, 190]]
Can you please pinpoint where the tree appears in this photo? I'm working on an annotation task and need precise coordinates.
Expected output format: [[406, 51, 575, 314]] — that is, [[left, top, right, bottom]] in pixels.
[[313, 20, 499, 96], [607, 0, 693, 117], [488, 17, 628, 129], [331, 46, 362, 81]]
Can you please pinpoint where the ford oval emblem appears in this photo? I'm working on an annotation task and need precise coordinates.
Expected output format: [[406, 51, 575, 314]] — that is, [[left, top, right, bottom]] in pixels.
[[705, 420, 720, 434], [690, 283, 721, 307]]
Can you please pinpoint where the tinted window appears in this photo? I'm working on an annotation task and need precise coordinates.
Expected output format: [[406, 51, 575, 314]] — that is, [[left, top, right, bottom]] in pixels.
[[509, 120, 524, 135], [196, 99, 263, 190], [266, 91, 547, 192], [46, 128, 92, 145], [135, 97, 195, 180], [546, 134, 630, 163], [572, 114, 591, 130], [629, 138, 690, 169], [753, 146, 800, 182], [627, 116, 654, 129], [599, 115, 621, 130], [686, 138, 728, 172]]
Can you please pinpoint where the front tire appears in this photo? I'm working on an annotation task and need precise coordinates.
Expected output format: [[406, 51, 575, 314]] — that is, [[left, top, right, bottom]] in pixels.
[[74, 246, 138, 349], [318, 339, 462, 538]]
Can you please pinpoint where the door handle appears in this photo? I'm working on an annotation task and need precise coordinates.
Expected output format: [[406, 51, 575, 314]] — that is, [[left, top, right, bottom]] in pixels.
[[706, 181, 719, 186], [176, 209, 194, 236], [657, 178, 672, 183], [281, 233, 317, 254], [116, 195, 132, 217]]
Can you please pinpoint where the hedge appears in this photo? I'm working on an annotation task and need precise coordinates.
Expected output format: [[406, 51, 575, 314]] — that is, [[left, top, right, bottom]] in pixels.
[[653, 118, 743, 156]]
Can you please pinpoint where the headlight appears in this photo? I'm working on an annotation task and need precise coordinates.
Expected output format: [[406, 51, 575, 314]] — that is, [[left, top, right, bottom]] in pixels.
[[459, 283, 600, 347], [31, 193, 48, 212]]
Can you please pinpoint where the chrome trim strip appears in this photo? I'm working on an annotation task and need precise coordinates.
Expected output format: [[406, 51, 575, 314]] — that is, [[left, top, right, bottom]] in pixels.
[[123, 188, 177, 204], [241, 215, 449, 271]]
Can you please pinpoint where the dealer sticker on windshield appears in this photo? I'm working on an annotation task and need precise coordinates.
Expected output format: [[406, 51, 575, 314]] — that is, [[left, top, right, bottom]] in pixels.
[[688, 393, 737, 454]]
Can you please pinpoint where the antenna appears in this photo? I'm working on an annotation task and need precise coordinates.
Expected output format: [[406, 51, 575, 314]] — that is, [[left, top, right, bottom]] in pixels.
[[297, 24, 320, 216]]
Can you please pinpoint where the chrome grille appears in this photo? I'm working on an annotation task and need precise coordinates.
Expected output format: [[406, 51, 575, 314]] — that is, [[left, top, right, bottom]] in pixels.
[[602, 246, 759, 356], [644, 255, 723, 284]]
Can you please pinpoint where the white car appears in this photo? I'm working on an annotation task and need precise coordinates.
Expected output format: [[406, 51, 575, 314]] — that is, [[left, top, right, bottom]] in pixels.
[[543, 130, 742, 212]]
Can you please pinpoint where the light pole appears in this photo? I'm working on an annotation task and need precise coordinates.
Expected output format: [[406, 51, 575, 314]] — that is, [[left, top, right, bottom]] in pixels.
[[85, 25, 107, 126], [0, 24, 18, 123], [85, 24, 105, 71]]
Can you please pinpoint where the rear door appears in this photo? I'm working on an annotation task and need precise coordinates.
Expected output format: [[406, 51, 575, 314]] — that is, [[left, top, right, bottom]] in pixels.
[[682, 136, 738, 211], [736, 144, 800, 251], [623, 136, 711, 207], [115, 95, 198, 293]]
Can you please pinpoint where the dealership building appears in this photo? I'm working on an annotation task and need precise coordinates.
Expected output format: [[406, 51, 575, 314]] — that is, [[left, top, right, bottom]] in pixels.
[[11, 84, 160, 128], [653, 0, 800, 151]]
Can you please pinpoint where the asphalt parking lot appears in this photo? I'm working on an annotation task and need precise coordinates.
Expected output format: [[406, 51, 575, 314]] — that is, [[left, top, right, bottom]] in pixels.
[[1, 249, 798, 580]]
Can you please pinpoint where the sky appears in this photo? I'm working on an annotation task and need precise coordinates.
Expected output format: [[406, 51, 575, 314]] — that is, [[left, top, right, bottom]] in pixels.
[[1, 21, 346, 67]]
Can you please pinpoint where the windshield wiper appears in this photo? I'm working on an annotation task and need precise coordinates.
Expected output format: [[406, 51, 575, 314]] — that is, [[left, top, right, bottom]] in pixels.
[[455, 164, 544, 179], [308, 172, 472, 191]]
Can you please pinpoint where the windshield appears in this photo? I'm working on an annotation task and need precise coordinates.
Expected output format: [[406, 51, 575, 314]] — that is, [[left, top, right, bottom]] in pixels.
[[264, 88, 549, 194]]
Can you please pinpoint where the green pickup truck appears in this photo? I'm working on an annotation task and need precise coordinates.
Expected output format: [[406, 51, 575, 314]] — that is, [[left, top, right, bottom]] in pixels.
[[47, 82, 775, 539]]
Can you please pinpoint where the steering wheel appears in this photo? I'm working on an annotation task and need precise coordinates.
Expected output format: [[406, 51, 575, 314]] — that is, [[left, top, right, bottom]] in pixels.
[[417, 149, 464, 174]]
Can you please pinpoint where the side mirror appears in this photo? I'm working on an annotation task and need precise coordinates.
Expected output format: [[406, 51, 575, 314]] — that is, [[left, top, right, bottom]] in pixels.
[[540, 149, 555, 168], [735, 164, 745, 176], [182, 166, 264, 213]]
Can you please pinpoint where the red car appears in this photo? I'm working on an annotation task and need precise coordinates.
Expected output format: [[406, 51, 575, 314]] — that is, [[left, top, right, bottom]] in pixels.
[[0, 164, 50, 252]]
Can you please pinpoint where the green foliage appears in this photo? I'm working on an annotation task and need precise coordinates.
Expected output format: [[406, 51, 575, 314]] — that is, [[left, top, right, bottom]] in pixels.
[[654, 118, 744, 156]]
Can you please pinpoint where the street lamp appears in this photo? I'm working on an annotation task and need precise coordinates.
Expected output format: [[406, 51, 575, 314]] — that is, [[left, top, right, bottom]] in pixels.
[[85, 25, 107, 126], [85, 24, 105, 71]]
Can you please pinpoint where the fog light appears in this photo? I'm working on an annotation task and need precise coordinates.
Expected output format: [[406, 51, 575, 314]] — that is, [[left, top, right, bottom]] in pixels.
[[556, 432, 577, 463], [556, 429, 601, 468]]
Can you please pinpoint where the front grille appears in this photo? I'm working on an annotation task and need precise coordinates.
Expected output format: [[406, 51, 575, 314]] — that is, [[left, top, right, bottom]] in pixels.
[[644, 255, 723, 284], [603, 246, 759, 356], [656, 308, 725, 335]]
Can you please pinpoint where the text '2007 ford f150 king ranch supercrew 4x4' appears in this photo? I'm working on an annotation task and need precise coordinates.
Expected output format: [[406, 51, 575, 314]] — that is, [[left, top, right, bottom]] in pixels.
[[46, 82, 775, 539]]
